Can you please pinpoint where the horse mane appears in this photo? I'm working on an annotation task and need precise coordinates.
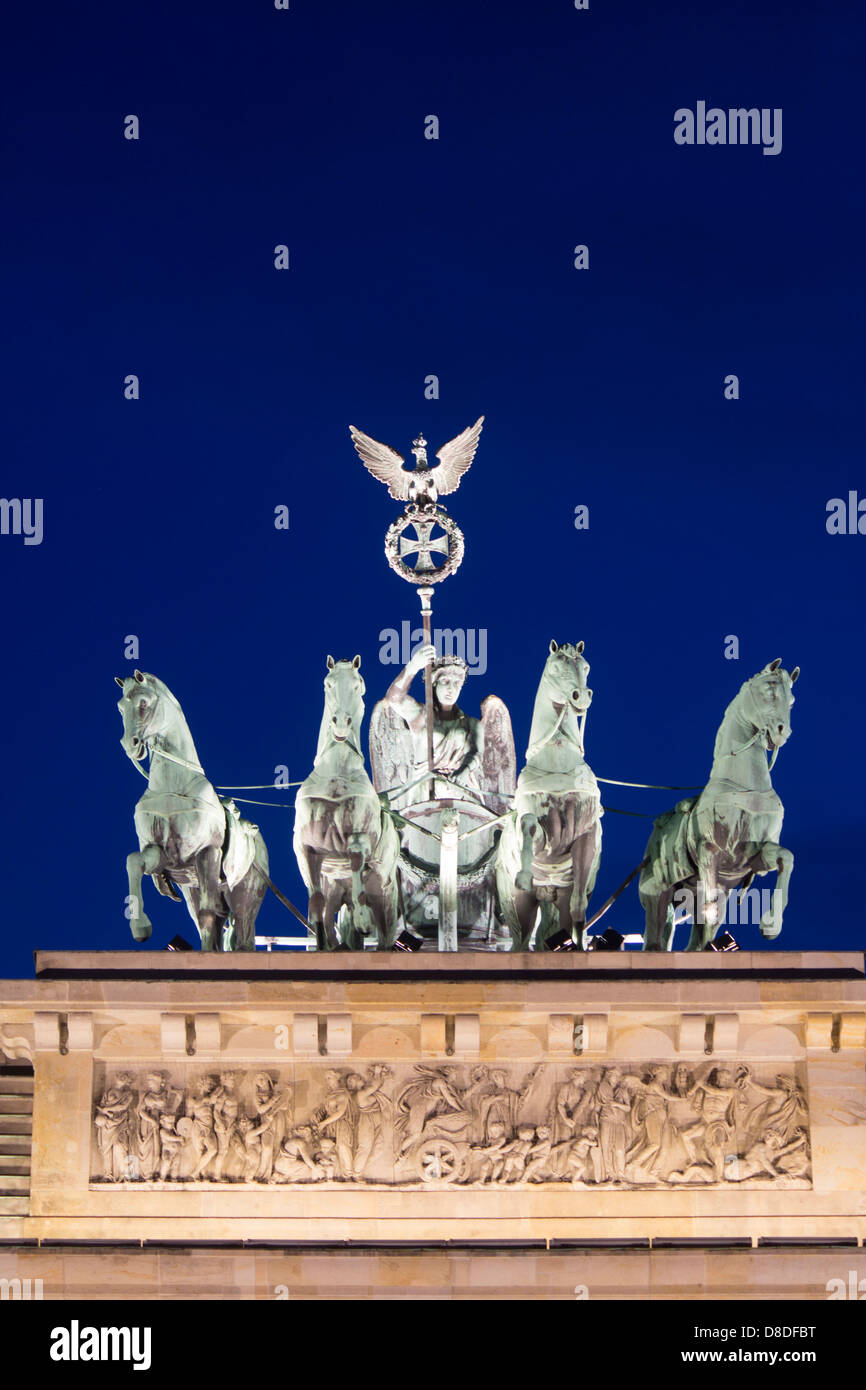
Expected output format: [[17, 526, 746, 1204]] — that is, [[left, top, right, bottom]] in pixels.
[[139, 672, 183, 709]]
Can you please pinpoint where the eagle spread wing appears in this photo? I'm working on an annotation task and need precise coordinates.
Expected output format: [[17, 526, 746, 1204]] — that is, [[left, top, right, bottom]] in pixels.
[[434, 416, 484, 496], [349, 426, 410, 500]]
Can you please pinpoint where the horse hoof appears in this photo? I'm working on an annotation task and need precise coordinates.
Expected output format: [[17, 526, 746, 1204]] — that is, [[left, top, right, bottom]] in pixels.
[[130, 916, 152, 943], [760, 914, 781, 939]]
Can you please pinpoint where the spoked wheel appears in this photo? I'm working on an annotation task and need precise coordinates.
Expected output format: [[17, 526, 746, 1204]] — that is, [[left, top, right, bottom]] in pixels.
[[417, 1138, 461, 1183]]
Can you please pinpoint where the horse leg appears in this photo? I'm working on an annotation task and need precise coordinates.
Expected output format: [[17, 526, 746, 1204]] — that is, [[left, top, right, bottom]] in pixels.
[[569, 823, 602, 950], [753, 842, 794, 939], [692, 847, 722, 951], [324, 878, 349, 951], [180, 883, 228, 951], [639, 869, 676, 952], [638, 863, 660, 949], [309, 882, 339, 951], [125, 844, 162, 942], [362, 871, 399, 951], [296, 844, 337, 951], [510, 888, 539, 951], [515, 814, 539, 893], [194, 845, 223, 951], [531, 892, 559, 951], [347, 836, 375, 947], [225, 841, 269, 952], [545, 888, 575, 950]]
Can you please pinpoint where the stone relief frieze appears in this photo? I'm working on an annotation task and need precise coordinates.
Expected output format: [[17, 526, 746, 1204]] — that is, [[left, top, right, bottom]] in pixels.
[[91, 1060, 811, 1189]]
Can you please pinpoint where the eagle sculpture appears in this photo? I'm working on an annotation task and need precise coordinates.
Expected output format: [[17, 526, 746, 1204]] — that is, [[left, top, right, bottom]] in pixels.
[[349, 417, 484, 507]]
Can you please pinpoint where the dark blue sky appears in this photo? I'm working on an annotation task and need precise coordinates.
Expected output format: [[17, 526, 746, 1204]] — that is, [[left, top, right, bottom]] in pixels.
[[1, 0, 863, 975]]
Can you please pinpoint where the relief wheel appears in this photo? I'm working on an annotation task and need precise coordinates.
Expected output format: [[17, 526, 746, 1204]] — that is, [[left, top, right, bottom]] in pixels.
[[416, 1137, 461, 1183]]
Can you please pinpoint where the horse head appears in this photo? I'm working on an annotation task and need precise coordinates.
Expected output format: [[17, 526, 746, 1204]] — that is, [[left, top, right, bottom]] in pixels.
[[544, 640, 593, 714], [114, 670, 181, 764], [321, 654, 365, 751], [738, 658, 800, 761]]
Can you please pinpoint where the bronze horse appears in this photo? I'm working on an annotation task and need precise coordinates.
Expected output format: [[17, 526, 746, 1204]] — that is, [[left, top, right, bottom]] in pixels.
[[117, 671, 268, 950], [640, 660, 799, 950], [495, 642, 602, 950], [294, 657, 401, 950]]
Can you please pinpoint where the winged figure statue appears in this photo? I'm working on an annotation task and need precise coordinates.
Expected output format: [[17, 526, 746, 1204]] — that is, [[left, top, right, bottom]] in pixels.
[[349, 417, 484, 507]]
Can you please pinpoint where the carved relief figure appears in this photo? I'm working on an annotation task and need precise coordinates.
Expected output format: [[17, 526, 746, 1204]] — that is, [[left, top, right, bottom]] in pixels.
[[252, 1073, 291, 1181], [272, 1126, 324, 1183], [627, 1065, 671, 1176], [736, 1072, 807, 1149], [395, 1067, 464, 1158], [725, 1129, 809, 1183], [158, 1113, 185, 1181], [675, 1066, 748, 1182], [568, 1130, 603, 1186], [138, 1071, 175, 1180], [317, 1066, 392, 1178], [522, 1126, 554, 1183], [212, 1072, 247, 1181], [467, 1122, 508, 1184], [186, 1076, 220, 1180], [501, 1126, 537, 1182], [479, 1068, 537, 1143], [552, 1068, 595, 1145], [94, 1072, 136, 1181], [596, 1068, 632, 1183], [236, 1114, 268, 1180]]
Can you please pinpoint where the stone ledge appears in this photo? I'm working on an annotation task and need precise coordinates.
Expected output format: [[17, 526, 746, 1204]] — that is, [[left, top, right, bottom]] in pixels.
[[30, 950, 866, 982]]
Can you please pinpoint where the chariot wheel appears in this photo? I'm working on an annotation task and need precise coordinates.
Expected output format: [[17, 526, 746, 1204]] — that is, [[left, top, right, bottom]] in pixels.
[[416, 1137, 462, 1183]]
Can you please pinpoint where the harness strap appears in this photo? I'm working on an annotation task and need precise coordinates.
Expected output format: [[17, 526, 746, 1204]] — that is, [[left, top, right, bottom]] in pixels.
[[525, 700, 586, 761]]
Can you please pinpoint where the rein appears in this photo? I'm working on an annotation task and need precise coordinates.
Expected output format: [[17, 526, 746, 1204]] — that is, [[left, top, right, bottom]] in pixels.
[[128, 742, 305, 807], [129, 740, 317, 936], [725, 683, 784, 768]]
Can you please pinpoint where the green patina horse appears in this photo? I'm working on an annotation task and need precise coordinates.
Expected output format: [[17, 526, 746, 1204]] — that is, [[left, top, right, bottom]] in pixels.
[[293, 657, 401, 951], [640, 659, 800, 951], [117, 671, 268, 951], [495, 641, 602, 951]]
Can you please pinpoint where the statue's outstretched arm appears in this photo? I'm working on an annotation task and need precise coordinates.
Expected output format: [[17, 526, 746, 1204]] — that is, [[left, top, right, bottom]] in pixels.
[[384, 644, 434, 728]]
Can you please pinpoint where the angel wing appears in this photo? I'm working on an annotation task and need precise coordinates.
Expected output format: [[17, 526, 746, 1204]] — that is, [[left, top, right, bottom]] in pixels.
[[368, 700, 417, 807], [349, 426, 411, 500], [480, 694, 516, 815], [434, 416, 484, 496]]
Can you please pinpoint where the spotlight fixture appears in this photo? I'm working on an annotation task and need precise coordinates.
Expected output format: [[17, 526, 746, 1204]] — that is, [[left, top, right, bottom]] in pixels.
[[392, 930, 424, 953], [545, 929, 578, 952], [166, 935, 194, 952], [590, 928, 626, 952], [707, 931, 740, 953]]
